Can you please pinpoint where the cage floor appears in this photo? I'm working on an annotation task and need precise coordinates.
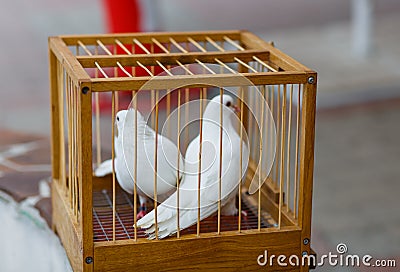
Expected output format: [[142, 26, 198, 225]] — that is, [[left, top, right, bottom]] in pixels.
[[93, 187, 277, 242]]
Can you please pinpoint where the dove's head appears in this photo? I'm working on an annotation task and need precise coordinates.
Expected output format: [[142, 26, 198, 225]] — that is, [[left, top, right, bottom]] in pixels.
[[115, 109, 144, 137], [204, 94, 239, 129], [204, 94, 240, 124], [115, 110, 128, 137]]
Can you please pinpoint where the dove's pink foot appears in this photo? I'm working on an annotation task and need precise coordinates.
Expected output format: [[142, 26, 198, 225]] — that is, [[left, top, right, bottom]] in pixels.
[[137, 210, 147, 219], [137, 205, 147, 219]]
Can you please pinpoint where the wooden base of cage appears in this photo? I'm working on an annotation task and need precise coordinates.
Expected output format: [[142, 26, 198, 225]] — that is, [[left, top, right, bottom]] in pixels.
[[93, 228, 303, 272], [52, 172, 311, 272]]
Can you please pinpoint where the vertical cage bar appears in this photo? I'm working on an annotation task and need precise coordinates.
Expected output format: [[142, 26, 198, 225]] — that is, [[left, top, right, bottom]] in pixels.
[[68, 80, 74, 214], [166, 92, 171, 138], [75, 85, 80, 216], [202, 89, 207, 111], [269, 84, 275, 184], [73, 85, 78, 217], [254, 68, 260, 162], [151, 91, 155, 128], [185, 88, 190, 148], [133, 90, 138, 241], [154, 90, 159, 239], [72, 81, 76, 215], [286, 84, 293, 213], [77, 84, 82, 216], [67, 77, 72, 205], [294, 84, 301, 219], [265, 83, 271, 183], [197, 89, 204, 236], [111, 91, 116, 241], [94, 97, 101, 167], [278, 85, 286, 229], [275, 85, 281, 185], [176, 89, 181, 238], [150, 43, 156, 129], [238, 86, 244, 232], [94, 46, 101, 167], [58, 63, 66, 189], [71, 78, 76, 213], [49, 50, 60, 182], [247, 86, 254, 161], [217, 89, 223, 235], [257, 85, 265, 231]]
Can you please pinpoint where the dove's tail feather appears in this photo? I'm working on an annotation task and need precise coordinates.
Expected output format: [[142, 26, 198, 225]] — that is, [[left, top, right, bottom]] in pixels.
[[136, 194, 178, 229], [141, 203, 219, 240], [94, 159, 113, 177]]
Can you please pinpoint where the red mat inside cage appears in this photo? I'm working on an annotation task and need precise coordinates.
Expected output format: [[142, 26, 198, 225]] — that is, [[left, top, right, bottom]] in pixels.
[[93, 187, 276, 241]]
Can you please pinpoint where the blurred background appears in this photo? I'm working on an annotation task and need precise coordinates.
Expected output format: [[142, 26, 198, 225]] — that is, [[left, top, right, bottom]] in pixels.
[[0, 0, 399, 271]]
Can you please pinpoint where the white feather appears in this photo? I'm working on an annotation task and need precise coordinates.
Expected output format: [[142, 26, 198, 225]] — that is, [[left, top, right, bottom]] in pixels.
[[94, 109, 184, 204], [137, 95, 249, 239]]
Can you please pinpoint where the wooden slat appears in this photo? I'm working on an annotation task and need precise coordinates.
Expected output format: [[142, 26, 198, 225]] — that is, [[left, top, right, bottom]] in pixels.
[[111, 92, 116, 241], [52, 181, 83, 272], [240, 31, 312, 72], [48, 37, 91, 84], [298, 73, 317, 259], [90, 72, 309, 92], [197, 89, 204, 236], [77, 50, 269, 68], [58, 61, 67, 190], [49, 49, 60, 180], [94, 229, 301, 271], [238, 86, 244, 232], [60, 30, 241, 45], [79, 84, 94, 271]]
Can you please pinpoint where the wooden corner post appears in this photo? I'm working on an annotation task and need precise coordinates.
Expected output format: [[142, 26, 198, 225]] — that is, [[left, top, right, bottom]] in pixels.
[[79, 82, 94, 272], [298, 72, 317, 271], [49, 46, 60, 183]]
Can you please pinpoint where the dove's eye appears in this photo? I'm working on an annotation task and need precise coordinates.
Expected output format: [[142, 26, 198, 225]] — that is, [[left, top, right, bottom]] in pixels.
[[226, 101, 231, 107], [117, 116, 120, 122]]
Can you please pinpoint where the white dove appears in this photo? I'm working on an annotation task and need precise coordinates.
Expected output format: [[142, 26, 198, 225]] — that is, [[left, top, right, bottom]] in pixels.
[[137, 94, 249, 239], [95, 109, 183, 219]]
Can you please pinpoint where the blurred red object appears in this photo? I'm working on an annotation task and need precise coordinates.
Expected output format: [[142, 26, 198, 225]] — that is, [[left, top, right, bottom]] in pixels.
[[103, 0, 141, 33], [98, 0, 142, 112], [97, 0, 200, 113]]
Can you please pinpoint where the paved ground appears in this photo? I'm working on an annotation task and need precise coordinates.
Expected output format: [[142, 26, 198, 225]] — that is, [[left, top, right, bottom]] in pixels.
[[312, 99, 400, 271], [0, 1, 399, 271]]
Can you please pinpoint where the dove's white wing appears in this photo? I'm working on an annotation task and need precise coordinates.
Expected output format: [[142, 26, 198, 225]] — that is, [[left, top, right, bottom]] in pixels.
[[94, 136, 119, 177], [137, 136, 200, 229], [137, 95, 250, 239], [94, 159, 113, 177], [138, 130, 249, 239], [95, 109, 182, 203]]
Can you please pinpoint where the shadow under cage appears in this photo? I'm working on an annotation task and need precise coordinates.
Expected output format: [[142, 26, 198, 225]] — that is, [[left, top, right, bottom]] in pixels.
[[49, 30, 317, 271]]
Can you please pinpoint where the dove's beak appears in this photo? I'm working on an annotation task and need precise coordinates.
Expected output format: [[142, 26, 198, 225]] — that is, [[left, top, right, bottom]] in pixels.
[[115, 122, 118, 138], [230, 104, 241, 114]]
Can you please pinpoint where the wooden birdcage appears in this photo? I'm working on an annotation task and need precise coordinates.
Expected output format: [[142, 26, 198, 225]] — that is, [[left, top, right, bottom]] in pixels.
[[49, 30, 317, 271]]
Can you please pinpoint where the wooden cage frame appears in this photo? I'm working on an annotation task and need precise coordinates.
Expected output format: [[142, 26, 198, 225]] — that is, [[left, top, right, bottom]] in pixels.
[[49, 30, 317, 271]]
